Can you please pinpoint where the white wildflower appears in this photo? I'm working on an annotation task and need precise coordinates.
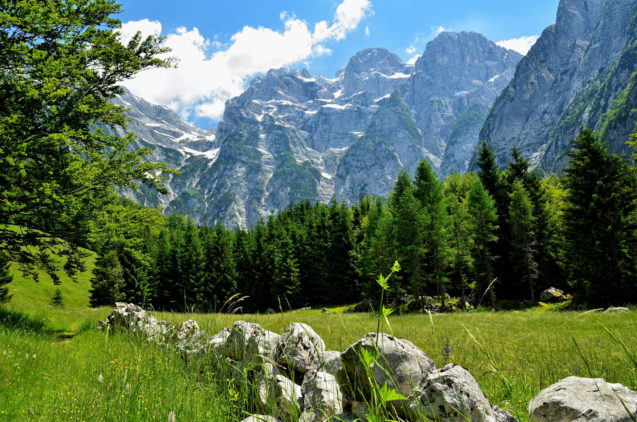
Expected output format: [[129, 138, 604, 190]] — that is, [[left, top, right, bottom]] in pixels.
[[97, 374, 103, 383], [168, 411, 175, 422]]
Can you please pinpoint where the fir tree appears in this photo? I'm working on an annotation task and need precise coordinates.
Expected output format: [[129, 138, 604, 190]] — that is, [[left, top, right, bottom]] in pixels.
[[89, 250, 125, 307], [563, 129, 637, 306]]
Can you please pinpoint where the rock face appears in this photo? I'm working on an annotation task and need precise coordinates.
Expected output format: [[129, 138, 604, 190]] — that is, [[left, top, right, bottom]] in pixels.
[[480, 0, 637, 172], [121, 32, 520, 228], [528, 376, 637, 422], [108, 89, 218, 211], [407, 364, 517, 422]]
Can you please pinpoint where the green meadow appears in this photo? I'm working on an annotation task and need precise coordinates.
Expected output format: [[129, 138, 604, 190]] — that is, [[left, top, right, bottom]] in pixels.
[[1, 265, 635, 421]]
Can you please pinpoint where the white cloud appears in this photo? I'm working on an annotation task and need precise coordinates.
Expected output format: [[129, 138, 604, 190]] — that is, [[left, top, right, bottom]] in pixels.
[[120, 0, 371, 121], [497, 35, 539, 55], [405, 45, 416, 55], [434, 26, 446, 35], [365, 26, 370, 36], [118, 18, 162, 45], [406, 54, 419, 65]]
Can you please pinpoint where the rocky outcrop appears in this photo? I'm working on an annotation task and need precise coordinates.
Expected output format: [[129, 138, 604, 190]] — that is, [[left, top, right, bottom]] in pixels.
[[528, 376, 637, 421], [480, 0, 637, 172]]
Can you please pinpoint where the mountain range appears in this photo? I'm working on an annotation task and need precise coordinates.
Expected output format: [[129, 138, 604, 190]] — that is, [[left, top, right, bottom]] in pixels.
[[118, 0, 637, 228]]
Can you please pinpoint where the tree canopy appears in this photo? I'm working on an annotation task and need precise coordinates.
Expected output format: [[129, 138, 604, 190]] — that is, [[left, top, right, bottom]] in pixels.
[[0, 0, 172, 278]]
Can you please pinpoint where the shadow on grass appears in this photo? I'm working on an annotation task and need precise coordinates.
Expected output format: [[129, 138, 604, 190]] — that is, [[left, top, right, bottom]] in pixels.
[[0, 306, 54, 334]]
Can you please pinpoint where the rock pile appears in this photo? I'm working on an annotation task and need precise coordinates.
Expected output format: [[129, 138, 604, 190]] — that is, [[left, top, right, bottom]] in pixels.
[[101, 303, 637, 422]]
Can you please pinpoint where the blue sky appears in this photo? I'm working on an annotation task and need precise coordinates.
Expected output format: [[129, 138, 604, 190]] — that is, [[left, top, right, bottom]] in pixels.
[[117, 0, 559, 128]]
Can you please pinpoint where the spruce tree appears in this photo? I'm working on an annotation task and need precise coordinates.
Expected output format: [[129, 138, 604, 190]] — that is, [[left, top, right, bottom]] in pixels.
[[203, 225, 238, 310], [51, 289, 64, 308], [467, 179, 499, 306], [118, 248, 152, 309], [152, 231, 174, 310], [178, 224, 206, 311], [389, 170, 423, 302], [476, 141, 510, 296], [508, 181, 538, 302], [563, 129, 637, 306], [0, 251, 13, 304], [326, 202, 357, 303], [444, 185, 473, 303], [414, 160, 449, 306], [89, 250, 125, 307]]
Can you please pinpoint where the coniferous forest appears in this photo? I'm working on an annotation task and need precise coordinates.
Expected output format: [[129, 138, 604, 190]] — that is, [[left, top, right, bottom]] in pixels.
[[87, 129, 637, 312]]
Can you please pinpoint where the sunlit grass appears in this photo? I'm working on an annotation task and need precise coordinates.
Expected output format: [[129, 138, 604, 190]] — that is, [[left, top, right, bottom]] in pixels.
[[2, 265, 635, 421]]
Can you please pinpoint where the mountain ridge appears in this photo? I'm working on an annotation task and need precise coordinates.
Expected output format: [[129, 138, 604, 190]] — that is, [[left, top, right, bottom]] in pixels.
[[119, 31, 522, 227]]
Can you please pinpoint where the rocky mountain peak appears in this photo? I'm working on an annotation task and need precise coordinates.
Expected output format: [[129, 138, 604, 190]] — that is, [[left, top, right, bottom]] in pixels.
[[342, 48, 411, 97]]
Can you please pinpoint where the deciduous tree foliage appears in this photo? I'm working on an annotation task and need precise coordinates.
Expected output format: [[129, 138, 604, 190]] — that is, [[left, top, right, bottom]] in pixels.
[[0, 0, 171, 277]]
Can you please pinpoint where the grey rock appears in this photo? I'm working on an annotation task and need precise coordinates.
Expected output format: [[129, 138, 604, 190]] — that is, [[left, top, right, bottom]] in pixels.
[[255, 363, 280, 409], [528, 376, 637, 422], [540, 287, 567, 303], [275, 374, 303, 416], [173, 320, 210, 355], [240, 416, 282, 422], [319, 350, 343, 378], [406, 363, 517, 422], [208, 328, 231, 354], [340, 332, 435, 400], [276, 323, 327, 374], [301, 371, 344, 421], [246, 329, 281, 365], [225, 321, 265, 361]]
